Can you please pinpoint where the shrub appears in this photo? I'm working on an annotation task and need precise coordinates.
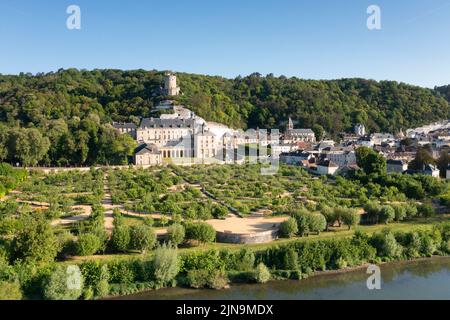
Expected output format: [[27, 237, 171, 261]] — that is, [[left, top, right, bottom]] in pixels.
[[379, 205, 395, 224], [232, 248, 255, 271], [129, 225, 156, 253], [405, 203, 418, 219], [185, 269, 228, 289], [111, 226, 131, 252], [167, 224, 185, 247], [393, 205, 407, 222], [292, 210, 310, 236], [279, 218, 298, 238], [185, 222, 216, 244], [283, 248, 299, 270], [213, 205, 229, 219], [76, 233, 103, 256], [418, 204, 435, 218], [371, 231, 403, 259], [43, 265, 84, 300], [0, 281, 22, 300], [80, 261, 110, 299], [308, 214, 327, 234], [108, 260, 136, 284], [253, 263, 271, 284], [152, 244, 179, 285]]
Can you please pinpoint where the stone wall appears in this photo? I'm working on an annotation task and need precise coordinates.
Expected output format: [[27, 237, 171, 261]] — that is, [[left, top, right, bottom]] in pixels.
[[216, 230, 279, 244]]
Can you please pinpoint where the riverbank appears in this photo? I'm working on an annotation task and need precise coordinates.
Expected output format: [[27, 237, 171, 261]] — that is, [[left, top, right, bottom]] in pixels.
[[111, 256, 450, 300]]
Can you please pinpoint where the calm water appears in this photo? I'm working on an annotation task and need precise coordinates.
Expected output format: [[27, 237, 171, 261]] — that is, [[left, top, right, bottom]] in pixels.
[[116, 257, 450, 300]]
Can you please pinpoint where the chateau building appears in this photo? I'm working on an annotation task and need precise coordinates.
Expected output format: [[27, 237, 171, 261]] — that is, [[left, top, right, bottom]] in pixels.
[[134, 143, 162, 166]]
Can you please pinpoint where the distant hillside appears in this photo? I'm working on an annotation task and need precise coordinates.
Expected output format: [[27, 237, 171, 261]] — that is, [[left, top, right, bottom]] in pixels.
[[0, 69, 449, 165]]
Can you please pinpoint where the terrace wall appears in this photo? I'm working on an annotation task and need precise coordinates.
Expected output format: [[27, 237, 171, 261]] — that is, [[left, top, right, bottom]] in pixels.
[[216, 230, 279, 244]]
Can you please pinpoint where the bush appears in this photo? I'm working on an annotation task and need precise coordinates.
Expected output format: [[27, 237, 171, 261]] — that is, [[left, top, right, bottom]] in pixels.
[[167, 224, 185, 247], [283, 248, 299, 270], [232, 248, 255, 271], [292, 210, 310, 236], [253, 263, 271, 284], [76, 233, 103, 256], [393, 205, 407, 222], [129, 225, 156, 253], [213, 205, 229, 219], [185, 269, 228, 289], [43, 265, 84, 300], [111, 225, 131, 252], [185, 222, 216, 244], [371, 231, 403, 259], [418, 204, 435, 218], [308, 214, 327, 234], [379, 205, 395, 224], [152, 244, 179, 285], [80, 261, 110, 299], [279, 218, 298, 238], [405, 203, 418, 219], [0, 281, 22, 300]]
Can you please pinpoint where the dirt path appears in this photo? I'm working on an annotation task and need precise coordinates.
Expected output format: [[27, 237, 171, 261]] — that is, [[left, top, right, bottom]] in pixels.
[[51, 205, 92, 226], [102, 173, 115, 234]]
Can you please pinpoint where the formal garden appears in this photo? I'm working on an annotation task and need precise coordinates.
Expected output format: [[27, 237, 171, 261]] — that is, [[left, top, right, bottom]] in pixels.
[[0, 161, 450, 299]]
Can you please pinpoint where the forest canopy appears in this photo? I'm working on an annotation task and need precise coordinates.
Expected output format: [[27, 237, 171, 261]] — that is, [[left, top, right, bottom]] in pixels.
[[0, 69, 449, 166]]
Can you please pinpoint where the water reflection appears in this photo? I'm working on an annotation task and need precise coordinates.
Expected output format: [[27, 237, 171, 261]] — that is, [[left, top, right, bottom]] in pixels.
[[114, 257, 450, 300]]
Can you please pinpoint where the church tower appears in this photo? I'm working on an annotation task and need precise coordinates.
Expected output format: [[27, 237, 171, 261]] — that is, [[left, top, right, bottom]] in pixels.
[[288, 117, 294, 131], [163, 72, 181, 96]]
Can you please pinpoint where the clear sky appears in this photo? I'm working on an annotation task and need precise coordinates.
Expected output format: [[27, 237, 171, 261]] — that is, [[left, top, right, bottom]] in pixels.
[[1, 0, 449, 88]]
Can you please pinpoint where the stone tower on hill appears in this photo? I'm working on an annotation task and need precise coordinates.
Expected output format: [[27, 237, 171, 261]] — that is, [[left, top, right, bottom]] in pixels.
[[163, 72, 181, 96]]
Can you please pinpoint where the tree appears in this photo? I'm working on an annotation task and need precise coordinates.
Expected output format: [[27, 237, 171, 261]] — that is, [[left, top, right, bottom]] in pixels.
[[393, 205, 407, 222], [283, 248, 299, 270], [308, 214, 327, 235], [6, 128, 50, 166], [11, 216, 59, 265], [111, 225, 131, 252], [152, 244, 179, 285], [167, 223, 185, 247], [43, 265, 84, 300], [76, 233, 103, 256], [279, 218, 298, 238], [379, 205, 395, 224], [321, 206, 336, 231], [185, 222, 216, 244], [129, 225, 156, 253], [342, 208, 360, 230], [356, 147, 386, 176], [409, 147, 435, 171], [293, 210, 310, 237]]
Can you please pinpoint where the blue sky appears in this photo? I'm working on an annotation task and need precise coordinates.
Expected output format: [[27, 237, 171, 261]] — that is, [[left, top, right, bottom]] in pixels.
[[0, 0, 449, 88]]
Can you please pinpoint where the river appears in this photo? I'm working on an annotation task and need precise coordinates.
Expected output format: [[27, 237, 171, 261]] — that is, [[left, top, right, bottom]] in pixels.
[[114, 257, 450, 300]]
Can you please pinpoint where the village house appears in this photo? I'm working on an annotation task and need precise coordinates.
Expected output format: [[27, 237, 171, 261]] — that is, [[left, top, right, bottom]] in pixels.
[[386, 159, 408, 173], [312, 159, 339, 176]]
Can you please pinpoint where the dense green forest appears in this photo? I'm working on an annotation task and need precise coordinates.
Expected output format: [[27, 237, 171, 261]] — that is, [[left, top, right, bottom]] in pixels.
[[0, 69, 449, 166]]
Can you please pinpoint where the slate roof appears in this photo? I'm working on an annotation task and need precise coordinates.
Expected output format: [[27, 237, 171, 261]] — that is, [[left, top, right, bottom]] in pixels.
[[139, 118, 196, 129]]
